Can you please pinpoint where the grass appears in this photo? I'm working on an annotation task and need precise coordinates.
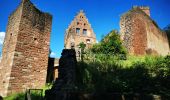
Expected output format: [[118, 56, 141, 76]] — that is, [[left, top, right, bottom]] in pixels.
[[4, 84, 52, 100], [119, 55, 164, 68], [4, 54, 170, 99], [42, 83, 52, 96], [4, 92, 43, 100], [84, 52, 161, 67], [4, 93, 25, 100], [77, 53, 170, 98]]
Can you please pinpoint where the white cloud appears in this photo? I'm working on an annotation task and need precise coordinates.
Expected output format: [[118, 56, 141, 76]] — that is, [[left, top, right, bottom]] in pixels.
[[0, 32, 5, 45], [50, 52, 56, 58]]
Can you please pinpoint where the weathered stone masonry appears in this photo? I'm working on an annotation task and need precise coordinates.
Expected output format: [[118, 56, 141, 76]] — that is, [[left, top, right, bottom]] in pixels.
[[64, 10, 96, 57], [0, 0, 52, 96], [120, 6, 169, 56]]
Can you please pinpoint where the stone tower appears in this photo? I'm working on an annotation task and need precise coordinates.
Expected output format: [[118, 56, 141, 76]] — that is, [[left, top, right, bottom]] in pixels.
[[120, 6, 169, 56], [0, 0, 52, 96], [64, 10, 96, 52]]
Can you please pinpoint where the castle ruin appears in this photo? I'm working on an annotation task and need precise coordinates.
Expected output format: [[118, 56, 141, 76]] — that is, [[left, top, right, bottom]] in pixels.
[[120, 6, 169, 56], [64, 10, 96, 56], [0, 0, 52, 96], [1, 1, 170, 97]]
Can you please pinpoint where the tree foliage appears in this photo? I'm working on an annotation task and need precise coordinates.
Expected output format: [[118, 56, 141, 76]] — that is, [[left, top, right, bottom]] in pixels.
[[91, 30, 127, 56], [78, 42, 86, 61]]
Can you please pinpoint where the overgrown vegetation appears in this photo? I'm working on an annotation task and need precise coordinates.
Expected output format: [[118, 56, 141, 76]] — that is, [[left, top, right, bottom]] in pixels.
[[4, 93, 25, 100], [90, 30, 126, 58], [4, 84, 52, 100], [75, 30, 170, 99], [4, 29, 170, 99], [4, 92, 43, 100], [76, 54, 170, 98]]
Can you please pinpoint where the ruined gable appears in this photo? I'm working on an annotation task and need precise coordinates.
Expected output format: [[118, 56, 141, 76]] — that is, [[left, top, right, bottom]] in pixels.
[[0, 0, 52, 96], [64, 10, 96, 50], [120, 6, 169, 56]]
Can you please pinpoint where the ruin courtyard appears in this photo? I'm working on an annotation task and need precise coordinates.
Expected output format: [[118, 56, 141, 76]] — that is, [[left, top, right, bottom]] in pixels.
[[0, 0, 170, 99]]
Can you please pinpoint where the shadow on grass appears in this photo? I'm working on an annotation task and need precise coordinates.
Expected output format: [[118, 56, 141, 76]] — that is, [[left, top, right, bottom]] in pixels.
[[75, 55, 170, 99]]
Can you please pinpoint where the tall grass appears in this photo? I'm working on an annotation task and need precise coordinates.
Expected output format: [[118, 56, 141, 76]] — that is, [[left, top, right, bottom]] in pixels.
[[76, 53, 170, 98]]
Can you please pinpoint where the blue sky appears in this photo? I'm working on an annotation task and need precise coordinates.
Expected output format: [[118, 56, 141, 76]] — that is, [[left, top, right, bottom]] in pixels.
[[0, 0, 170, 58]]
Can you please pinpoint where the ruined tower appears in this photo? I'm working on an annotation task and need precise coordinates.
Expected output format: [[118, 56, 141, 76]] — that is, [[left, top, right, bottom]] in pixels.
[[0, 0, 52, 96], [120, 6, 169, 56], [64, 10, 96, 53]]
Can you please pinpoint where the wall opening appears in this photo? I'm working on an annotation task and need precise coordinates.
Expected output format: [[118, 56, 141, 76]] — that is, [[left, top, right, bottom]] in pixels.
[[86, 39, 91, 44], [83, 29, 87, 35], [76, 28, 80, 34]]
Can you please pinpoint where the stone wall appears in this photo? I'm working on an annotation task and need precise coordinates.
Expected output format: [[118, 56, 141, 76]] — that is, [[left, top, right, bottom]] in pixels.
[[0, 0, 52, 97], [46, 58, 54, 83], [120, 7, 169, 56], [0, 3, 23, 96], [46, 58, 59, 83], [146, 21, 169, 55], [45, 49, 77, 100]]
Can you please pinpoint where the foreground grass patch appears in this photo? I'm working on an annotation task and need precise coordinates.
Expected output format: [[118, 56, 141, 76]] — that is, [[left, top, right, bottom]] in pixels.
[[76, 54, 170, 98], [4, 93, 25, 100], [4, 84, 52, 100]]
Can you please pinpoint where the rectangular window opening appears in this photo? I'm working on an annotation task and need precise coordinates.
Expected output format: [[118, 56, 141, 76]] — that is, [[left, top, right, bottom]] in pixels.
[[83, 29, 87, 35], [76, 28, 80, 34]]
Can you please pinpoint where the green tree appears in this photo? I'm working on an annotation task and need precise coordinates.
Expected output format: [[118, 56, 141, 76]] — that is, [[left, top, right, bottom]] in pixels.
[[91, 30, 127, 57], [78, 42, 86, 61]]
